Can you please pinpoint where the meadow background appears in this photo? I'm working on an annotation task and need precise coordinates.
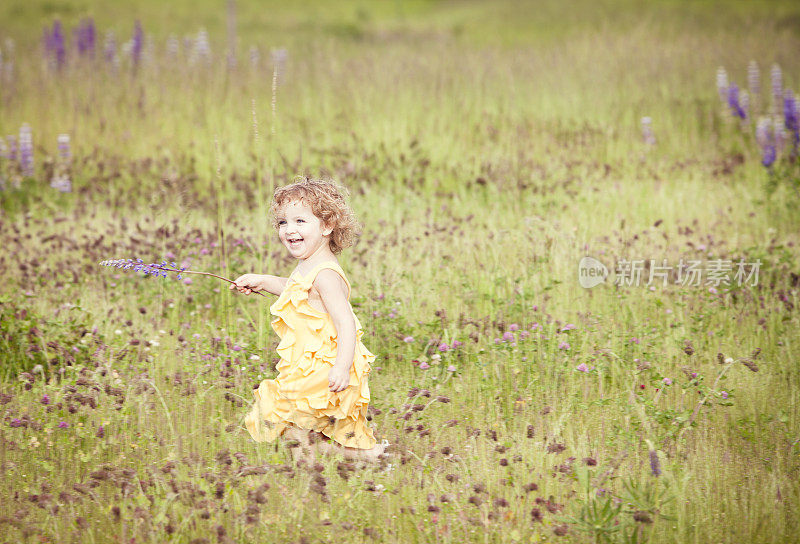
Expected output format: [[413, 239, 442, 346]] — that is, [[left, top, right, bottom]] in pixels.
[[1, 0, 799, 542]]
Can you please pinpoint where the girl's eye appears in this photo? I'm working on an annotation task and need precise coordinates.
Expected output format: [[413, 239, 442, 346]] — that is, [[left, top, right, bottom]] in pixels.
[[297, 219, 305, 223]]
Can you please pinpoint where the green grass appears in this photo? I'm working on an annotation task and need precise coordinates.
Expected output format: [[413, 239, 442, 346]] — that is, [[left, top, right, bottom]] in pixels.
[[1, 0, 799, 542]]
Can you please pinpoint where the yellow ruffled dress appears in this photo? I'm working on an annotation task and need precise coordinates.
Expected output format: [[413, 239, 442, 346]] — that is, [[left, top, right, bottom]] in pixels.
[[244, 260, 378, 450]]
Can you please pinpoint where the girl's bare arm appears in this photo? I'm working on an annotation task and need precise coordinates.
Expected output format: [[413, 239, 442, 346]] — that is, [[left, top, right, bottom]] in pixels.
[[313, 270, 356, 370], [257, 275, 290, 296]]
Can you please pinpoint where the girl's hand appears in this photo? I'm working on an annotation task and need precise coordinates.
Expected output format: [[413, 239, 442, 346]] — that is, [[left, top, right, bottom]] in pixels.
[[328, 365, 351, 393], [230, 274, 264, 295]]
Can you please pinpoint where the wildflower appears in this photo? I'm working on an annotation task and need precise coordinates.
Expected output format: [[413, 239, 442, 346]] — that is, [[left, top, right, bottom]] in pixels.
[[10, 418, 23, 428], [403, 336, 414, 343], [649, 449, 661, 476], [561, 323, 576, 331], [58, 421, 69, 428], [446, 365, 456, 372], [131, 21, 143, 68], [771, 64, 782, 106], [639, 384, 646, 390], [249, 355, 260, 361], [494, 338, 501, 344], [438, 342, 449, 352], [96, 425, 104, 438], [716, 66, 728, 101], [748, 60, 760, 96], [721, 391, 728, 399], [419, 361, 430, 370], [509, 323, 519, 331], [708, 287, 718, 295], [40, 394, 50, 405], [19, 123, 33, 177], [502, 331, 514, 342], [576, 363, 589, 372], [727, 84, 747, 119], [662, 377, 672, 386], [232, 345, 242, 352], [558, 341, 570, 350], [431, 354, 441, 361], [451, 340, 463, 349], [630, 337, 640, 344]]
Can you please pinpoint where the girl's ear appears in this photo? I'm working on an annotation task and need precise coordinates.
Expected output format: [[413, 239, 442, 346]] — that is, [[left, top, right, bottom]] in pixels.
[[322, 223, 333, 236]]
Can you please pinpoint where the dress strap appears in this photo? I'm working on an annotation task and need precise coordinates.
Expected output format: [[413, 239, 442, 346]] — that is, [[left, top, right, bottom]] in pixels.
[[295, 261, 352, 300]]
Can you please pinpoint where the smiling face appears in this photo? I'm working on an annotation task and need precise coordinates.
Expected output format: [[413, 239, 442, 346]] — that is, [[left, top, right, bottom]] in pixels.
[[275, 199, 333, 260]]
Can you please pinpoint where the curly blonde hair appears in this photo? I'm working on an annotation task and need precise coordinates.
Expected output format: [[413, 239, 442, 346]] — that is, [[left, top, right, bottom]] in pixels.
[[269, 176, 362, 255]]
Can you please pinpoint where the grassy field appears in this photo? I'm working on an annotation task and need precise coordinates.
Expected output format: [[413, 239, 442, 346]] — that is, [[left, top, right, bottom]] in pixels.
[[1, 0, 799, 542]]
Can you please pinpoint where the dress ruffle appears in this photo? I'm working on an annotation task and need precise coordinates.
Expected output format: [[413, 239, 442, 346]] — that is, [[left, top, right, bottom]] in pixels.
[[244, 264, 377, 450]]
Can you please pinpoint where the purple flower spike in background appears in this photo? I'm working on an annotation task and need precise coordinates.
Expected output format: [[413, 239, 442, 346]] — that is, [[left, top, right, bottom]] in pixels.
[[727, 84, 747, 120], [58, 134, 71, 161], [716, 66, 728, 103], [641, 116, 656, 145], [75, 17, 96, 58], [771, 64, 782, 112], [19, 123, 33, 178], [783, 91, 799, 156], [748, 60, 760, 98], [132, 21, 143, 69], [52, 20, 66, 71], [756, 118, 777, 168]]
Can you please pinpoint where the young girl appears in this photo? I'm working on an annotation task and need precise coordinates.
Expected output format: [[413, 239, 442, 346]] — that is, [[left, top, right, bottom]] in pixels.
[[231, 177, 389, 464]]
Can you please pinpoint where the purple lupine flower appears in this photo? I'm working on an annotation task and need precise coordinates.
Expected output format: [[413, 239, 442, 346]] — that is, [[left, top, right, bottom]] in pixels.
[[10, 418, 23, 427], [748, 60, 760, 98], [75, 17, 96, 58], [58, 134, 70, 161], [641, 116, 656, 145], [131, 21, 143, 69], [649, 450, 661, 477], [58, 421, 69, 428], [19, 123, 33, 177], [716, 67, 728, 102], [727, 84, 747, 119], [771, 64, 782, 111], [271, 48, 288, 83], [721, 391, 728, 399], [6, 135, 17, 162], [40, 394, 50, 405], [51, 21, 66, 70], [502, 331, 514, 342], [784, 91, 799, 155], [96, 425, 104, 438]]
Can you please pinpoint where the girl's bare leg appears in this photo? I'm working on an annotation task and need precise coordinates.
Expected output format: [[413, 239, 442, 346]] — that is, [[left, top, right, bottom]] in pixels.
[[284, 425, 317, 464]]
